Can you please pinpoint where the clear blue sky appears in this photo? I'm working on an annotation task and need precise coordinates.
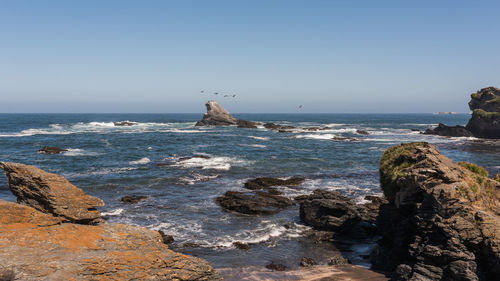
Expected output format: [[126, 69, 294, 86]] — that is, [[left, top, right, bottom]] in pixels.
[[1, 0, 499, 113]]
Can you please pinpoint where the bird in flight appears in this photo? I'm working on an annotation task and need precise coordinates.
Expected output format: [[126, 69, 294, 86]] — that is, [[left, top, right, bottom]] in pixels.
[[200, 90, 204, 94], [298, 105, 303, 109], [213, 92, 219, 95], [224, 94, 229, 97], [232, 94, 236, 97]]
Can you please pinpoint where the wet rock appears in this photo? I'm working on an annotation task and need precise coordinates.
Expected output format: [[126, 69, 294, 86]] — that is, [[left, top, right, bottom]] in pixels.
[[237, 119, 258, 128], [331, 136, 357, 142], [300, 257, 316, 267], [121, 195, 148, 204], [466, 87, 500, 139], [410, 128, 421, 132], [372, 142, 500, 280], [266, 262, 287, 271], [183, 242, 201, 248], [38, 146, 68, 154], [195, 100, 238, 126], [423, 123, 473, 137], [233, 242, 250, 250], [0, 199, 222, 280], [298, 190, 386, 239], [263, 123, 296, 131], [158, 230, 174, 244], [244, 177, 304, 190], [0, 162, 104, 224], [178, 155, 211, 161], [328, 255, 350, 266], [217, 190, 294, 215], [356, 130, 370, 135], [113, 121, 136, 126]]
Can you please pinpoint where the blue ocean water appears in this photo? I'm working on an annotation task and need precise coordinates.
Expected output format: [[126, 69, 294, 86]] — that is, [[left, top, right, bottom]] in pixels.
[[0, 113, 499, 269]]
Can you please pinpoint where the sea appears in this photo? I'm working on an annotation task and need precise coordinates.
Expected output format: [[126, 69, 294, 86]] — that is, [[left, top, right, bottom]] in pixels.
[[1, 113, 499, 271]]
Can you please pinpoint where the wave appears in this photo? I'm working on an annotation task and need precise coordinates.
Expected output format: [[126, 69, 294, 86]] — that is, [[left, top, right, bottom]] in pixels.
[[178, 174, 219, 185], [239, 144, 267, 148], [169, 154, 251, 171], [248, 136, 270, 141], [63, 148, 101, 157], [101, 208, 124, 216], [129, 157, 151, 165], [294, 134, 337, 140]]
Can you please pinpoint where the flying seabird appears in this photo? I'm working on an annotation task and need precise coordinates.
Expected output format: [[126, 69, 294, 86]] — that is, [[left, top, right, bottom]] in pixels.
[[298, 105, 303, 109], [200, 90, 204, 94], [214, 92, 219, 95]]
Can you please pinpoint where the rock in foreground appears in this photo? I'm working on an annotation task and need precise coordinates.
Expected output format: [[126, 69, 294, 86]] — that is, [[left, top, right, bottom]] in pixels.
[[0, 199, 221, 280], [373, 142, 500, 280], [0, 162, 104, 224], [466, 86, 500, 139]]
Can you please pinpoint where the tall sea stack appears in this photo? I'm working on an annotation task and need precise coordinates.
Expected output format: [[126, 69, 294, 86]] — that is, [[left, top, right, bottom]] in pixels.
[[465, 87, 500, 139]]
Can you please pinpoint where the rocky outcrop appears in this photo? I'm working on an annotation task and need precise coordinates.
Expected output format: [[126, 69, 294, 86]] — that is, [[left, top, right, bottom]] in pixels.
[[114, 121, 136, 126], [195, 100, 239, 126], [296, 190, 386, 239], [38, 146, 68, 154], [466, 87, 500, 139], [372, 142, 500, 280], [121, 195, 148, 204], [423, 123, 473, 137], [244, 177, 304, 190], [0, 162, 104, 224], [0, 199, 221, 280], [237, 119, 258, 128], [217, 190, 293, 215]]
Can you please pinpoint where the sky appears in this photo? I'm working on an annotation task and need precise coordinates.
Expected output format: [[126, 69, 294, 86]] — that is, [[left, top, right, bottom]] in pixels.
[[0, 0, 499, 113]]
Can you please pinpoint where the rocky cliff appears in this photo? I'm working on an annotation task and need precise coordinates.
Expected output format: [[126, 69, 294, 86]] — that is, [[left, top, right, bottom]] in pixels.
[[195, 100, 258, 127], [466, 87, 500, 139], [372, 142, 500, 280], [0, 162, 222, 280]]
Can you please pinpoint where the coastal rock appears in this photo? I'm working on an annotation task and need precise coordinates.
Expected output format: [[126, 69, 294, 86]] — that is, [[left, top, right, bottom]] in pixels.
[[217, 190, 294, 215], [0, 162, 104, 224], [372, 142, 500, 280], [263, 123, 296, 131], [195, 100, 238, 126], [300, 257, 316, 267], [38, 146, 68, 154], [244, 177, 304, 190], [121, 195, 148, 204], [297, 190, 385, 239], [113, 121, 136, 126], [266, 262, 287, 271], [237, 119, 258, 128], [423, 123, 473, 137], [356, 130, 370, 135], [158, 230, 175, 244], [466, 87, 500, 139], [0, 199, 221, 280], [233, 242, 250, 250]]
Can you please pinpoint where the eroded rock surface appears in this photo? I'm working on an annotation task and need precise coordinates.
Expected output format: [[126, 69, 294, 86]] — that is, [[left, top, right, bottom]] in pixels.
[[217, 190, 293, 215], [372, 142, 500, 281], [466, 86, 500, 139], [244, 177, 304, 190], [195, 100, 239, 126], [0, 199, 221, 280], [0, 162, 104, 224]]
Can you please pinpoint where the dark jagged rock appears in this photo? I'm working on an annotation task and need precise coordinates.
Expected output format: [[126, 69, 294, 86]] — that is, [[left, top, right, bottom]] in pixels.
[[423, 123, 473, 137], [263, 123, 296, 131], [217, 190, 293, 215], [0, 162, 104, 224], [356, 130, 370, 135], [233, 242, 250, 250], [195, 101, 238, 126], [372, 142, 500, 281], [297, 190, 386, 239], [237, 119, 258, 128], [38, 146, 68, 154], [300, 257, 316, 267], [158, 230, 174, 244], [121, 195, 148, 204], [113, 121, 136, 126], [331, 136, 357, 142], [178, 155, 211, 161], [328, 255, 350, 266], [266, 262, 287, 271], [244, 177, 304, 190], [466, 87, 500, 139]]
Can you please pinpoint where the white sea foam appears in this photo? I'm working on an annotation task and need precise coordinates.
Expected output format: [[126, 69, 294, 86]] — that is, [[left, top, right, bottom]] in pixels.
[[248, 136, 270, 141], [294, 133, 337, 140], [239, 144, 267, 148], [62, 148, 101, 156], [179, 174, 219, 185], [101, 208, 124, 216], [173, 155, 250, 171], [129, 157, 151, 165]]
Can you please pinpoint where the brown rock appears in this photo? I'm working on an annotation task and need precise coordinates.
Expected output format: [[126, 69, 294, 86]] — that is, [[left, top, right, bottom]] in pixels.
[[244, 177, 304, 190], [38, 146, 68, 154], [0, 199, 221, 280], [0, 162, 104, 224], [217, 190, 294, 215], [121, 195, 148, 204]]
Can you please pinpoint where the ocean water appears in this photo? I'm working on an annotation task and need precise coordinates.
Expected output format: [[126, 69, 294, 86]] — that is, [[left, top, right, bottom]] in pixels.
[[1, 113, 499, 270]]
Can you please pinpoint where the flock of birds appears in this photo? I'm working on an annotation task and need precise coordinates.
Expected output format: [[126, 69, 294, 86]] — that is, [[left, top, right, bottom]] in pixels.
[[200, 90, 303, 109]]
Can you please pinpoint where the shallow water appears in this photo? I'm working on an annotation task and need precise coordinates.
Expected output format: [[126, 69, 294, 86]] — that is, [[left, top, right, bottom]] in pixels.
[[0, 113, 499, 269]]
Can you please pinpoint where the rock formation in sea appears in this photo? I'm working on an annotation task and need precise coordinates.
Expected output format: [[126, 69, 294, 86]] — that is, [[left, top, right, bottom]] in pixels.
[[371, 142, 500, 280], [466, 86, 500, 139], [423, 123, 473, 137], [424, 87, 500, 139], [0, 162, 222, 280], [38, 146, 68, 154], [195, 100, 239, 126]]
